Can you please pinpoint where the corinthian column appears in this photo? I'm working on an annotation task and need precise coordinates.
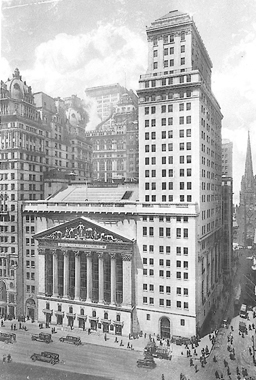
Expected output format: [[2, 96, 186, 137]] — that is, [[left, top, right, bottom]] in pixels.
[[98, 252, 104, 303], [110, 253, 116, 305], [52, 249, 58, 297], [63, 250, 69, 298], [86, 252, 92, 302], [75, 251, 81, 300], [121, 253, 132, 306]]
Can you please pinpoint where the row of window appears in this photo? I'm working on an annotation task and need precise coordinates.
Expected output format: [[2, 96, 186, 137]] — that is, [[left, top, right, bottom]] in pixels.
[[142, 227, 188, 238], [144, 194, 192, 203], [143, 298, 189, 309], [143, 258, 188, 268], [143, 284, 189, 295], [145, 168, 192, 177], [143, 269, 189, 280], [142, 245, 189, 255], [145, 181, 192, 191], [145, 116, 191, 128], [145, 103, 191, 115]]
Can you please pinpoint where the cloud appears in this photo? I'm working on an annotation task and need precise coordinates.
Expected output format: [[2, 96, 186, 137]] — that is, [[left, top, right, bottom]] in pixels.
[[20, 22, 147, 98], [212, 23, 256, 203]]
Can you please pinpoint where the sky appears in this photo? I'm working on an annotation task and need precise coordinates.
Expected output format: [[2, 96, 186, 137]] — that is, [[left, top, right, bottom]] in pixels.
[[1, 0, 256, 203]]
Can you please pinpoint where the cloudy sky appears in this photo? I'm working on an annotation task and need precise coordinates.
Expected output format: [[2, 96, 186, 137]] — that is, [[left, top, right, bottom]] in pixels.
[[1, 0, 256, 203]]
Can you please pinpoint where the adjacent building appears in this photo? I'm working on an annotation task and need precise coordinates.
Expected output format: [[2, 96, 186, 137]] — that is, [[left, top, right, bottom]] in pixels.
[[222, 139, 233, 177], [0, 69, 92, 319]]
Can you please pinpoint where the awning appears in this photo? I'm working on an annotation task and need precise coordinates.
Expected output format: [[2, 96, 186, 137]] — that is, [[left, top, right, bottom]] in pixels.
[[66, 313, 76, 318], [113, 320, 124, 326], [77, 314, 87, 320], [101, 319, 111, 324], [54, 311, 64, 316], [42, 309, 53, 315], [89, 316, 99, 322]]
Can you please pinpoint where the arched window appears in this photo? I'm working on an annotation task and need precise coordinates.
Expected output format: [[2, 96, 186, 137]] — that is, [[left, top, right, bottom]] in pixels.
[[80, 308, 84, 316], [104, 312, 108, 320], [92, 310, 96, 318], [69, 306, 73, 314]]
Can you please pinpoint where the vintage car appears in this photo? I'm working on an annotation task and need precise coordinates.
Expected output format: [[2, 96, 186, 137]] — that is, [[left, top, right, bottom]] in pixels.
[[137, 355, 156, 369], [144, 342, 172, 360], [59, 335, 82, 345], [31, 332, 53, 344], [0, 332, 16, 344], [30, 351, 59, 365], [239, 321, 247, 333]]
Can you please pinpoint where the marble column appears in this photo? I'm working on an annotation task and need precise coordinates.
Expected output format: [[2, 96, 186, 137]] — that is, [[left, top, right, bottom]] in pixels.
[[38, 247, 46, 295], [86, 252, 92, 302], [110, 253, 116, 305], [63, 250, 69, 298], [98, 252, 104, 303], [52, 249, 58, 297], [121, 253, 132, 306], [75, 251, 81, 300]]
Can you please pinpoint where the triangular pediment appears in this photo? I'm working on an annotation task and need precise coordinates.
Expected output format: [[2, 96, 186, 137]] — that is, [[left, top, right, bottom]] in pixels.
[[34, 217, 133, 244]]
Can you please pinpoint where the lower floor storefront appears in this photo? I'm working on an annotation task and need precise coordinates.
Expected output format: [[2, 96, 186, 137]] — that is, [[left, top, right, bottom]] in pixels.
[[37, 297, 132, 336]]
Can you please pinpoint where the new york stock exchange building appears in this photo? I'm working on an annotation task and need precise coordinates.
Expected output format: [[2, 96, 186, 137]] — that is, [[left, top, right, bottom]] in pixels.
[[23, 184, 204, 339]]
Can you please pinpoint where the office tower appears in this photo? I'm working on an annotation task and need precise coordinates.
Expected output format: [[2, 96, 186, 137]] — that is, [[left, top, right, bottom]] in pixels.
[[222, 139, 233, 177], [136, 10, 223, 336], [0, 69, 92, 319]]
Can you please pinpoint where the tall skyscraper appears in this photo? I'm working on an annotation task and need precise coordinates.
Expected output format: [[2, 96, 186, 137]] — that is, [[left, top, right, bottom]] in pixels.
[[137, 10, 223, 336]]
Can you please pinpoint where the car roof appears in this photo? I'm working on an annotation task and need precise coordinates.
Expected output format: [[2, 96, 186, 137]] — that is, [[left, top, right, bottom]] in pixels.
[[66, 335, 80, 339]]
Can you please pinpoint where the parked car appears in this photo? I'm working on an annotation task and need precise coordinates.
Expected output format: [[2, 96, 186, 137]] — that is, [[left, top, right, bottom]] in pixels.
[[31, 332, 52, 344], [144, 342, 172, 360], [30, 351, 59, 365], [137, 355, 156, 369], [59, 335, 82, 345], [0, 332, 16, 344], [239, 321, 247, 333]]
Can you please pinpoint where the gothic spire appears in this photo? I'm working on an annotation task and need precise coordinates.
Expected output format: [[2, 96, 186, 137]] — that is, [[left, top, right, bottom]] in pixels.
[[244, 131, 254, 189]]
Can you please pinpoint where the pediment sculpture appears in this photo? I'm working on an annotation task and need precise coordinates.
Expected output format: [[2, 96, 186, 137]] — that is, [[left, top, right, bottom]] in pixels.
[[45, 223, 124, 243]]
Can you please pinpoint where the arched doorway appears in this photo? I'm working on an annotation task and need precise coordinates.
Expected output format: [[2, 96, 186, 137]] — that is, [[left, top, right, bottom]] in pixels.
[[160, 317, 170, 339], [25, 298, 36, 321], [0, 281, 7, 317]]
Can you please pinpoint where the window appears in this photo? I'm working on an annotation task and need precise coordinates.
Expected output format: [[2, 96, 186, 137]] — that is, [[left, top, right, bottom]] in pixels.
[[186, 129, 191, 137], [159, 259, 164, 266], [168, 104, 173, 112], [181, 45, 185, 53], [159, 299, 164, 306], [159, 227, 164, 237], [149, 227, 154, 236], [184, 229, 188, 238], [161, 118, 166, 126], [177, 301, 182, 308], [146, 314, 150, 320], [143, 227, 147, 236], [184, 247, 188, 255], [153, 50, 158, 57], [166, 299, 171, 307], [159, 285, 164, 293], [170, 59, 174, 66], [186, 116, 191, 124], [179, 103, 184, 111], [153, 62, 158, 69], [161, 105, 166, 113], [184, 302, 188, 309], [181, 319, 185, 326], [179, 130, 184, 138], [176, 228, 181, 238], [166, 286, 171, 294], [177, 287, 181, 295], [184, 272, 188, 280], [149, 297, 154, 304], [151, 106, 156, 114], [186, 102, 191, 110], [164, 60, 168, 68], [159, 270, 164, 277], [145, 107, 149, 115], [151, 119, 156, 127], [179, 116, 184, 124], [181, 57, 185, 65], [184, 288, 188, 296], [176, 260, 181, 268], [143, 297, 147, 304]]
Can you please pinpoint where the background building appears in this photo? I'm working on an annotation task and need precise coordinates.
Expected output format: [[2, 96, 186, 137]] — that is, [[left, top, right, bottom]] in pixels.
[[0, 69, 92, 319], [222, 139, 233, 177], [237, 132, 256, 247], [86, 93, 139, 182]]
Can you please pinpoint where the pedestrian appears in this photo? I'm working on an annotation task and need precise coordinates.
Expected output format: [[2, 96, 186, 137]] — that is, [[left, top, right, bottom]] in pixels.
[[249, 347, 252, 355], [3, 355, 6, 363], [19, 322, 21, 329], [162, 375, 165, 380], [114, 336, 118, 343], [253, 323, 255, 329], [130, 344, 133, 350], [104, 333, 107, 341], [227, 366, 231, 376], [195, 364, 198, 373], [11, 324, 13, 331], [127, 342, 130, 348], [215, 370, 219, 379], [231, 325, 234, 331], [120, 340, 123, 346], [194, 348, 197, 356], [236, 366, 240, 375]]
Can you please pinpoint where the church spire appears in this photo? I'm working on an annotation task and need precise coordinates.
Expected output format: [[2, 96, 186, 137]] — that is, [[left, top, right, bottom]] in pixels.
[[244, 131, 254, 189]]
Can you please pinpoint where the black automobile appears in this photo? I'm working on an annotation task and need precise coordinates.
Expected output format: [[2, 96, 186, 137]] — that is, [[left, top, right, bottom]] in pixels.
[[30, 351, 59, 365], [137, 355, 156, 369], [59, 335, 82, 345], [31, 332, 53, 344]]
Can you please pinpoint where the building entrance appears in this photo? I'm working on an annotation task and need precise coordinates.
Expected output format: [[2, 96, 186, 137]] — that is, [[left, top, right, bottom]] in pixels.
[[160, 317, 170, 339]]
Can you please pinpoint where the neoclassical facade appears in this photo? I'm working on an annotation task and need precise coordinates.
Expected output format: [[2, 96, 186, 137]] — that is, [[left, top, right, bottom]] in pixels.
[[34, 217, 135, 336]]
